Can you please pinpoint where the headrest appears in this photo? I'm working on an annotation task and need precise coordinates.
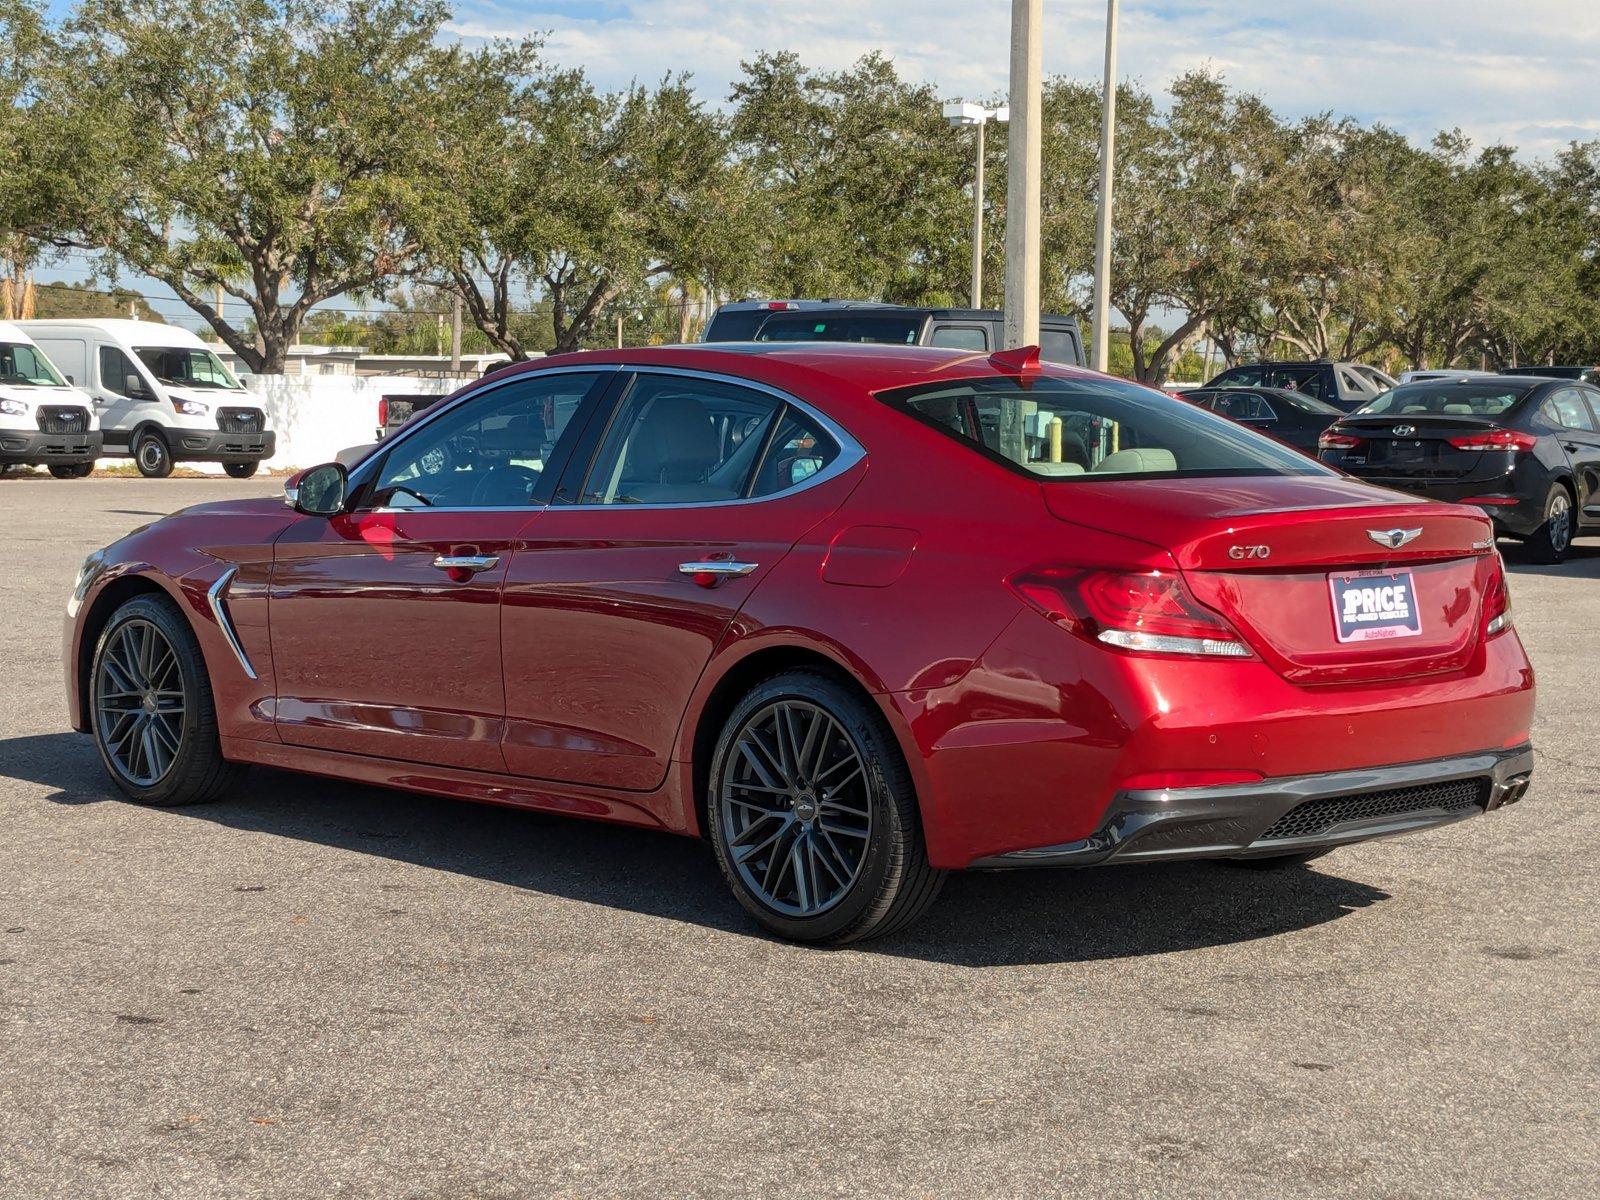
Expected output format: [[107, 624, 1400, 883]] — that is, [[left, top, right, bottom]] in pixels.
[[628, 394, 720, 483], [1092, 448, 1177, 474]]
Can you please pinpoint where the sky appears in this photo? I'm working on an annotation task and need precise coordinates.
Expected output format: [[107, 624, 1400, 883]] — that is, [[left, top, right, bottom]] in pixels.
[[452, 0, 1600, 159]]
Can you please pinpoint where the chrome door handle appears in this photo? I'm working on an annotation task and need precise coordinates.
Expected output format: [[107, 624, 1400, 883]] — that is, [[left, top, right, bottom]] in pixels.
[[432, 554, 500, 574], [679, 560, 758, 578]]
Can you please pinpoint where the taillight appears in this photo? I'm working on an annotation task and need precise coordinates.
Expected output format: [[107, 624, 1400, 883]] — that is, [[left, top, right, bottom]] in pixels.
[[1008, 567, 1252, 658], [1448, 429, 1536, 452], [1483, 552, 1512, 637], [1319, 429, 1365, 451], [377, 396, 389, 426]]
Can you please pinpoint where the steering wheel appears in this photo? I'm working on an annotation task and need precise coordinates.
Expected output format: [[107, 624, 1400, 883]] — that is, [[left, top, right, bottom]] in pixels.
[[469, 464, 540, 506]]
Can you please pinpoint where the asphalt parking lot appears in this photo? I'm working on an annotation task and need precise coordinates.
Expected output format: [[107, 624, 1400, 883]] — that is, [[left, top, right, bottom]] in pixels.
[[1, 474, 1595, 1199]]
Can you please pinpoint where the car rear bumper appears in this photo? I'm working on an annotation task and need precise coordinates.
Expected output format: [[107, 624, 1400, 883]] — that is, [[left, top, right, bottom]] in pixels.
[[170, 430, 275, 463], [0, 429, 103, 465], [970, 744, 1533, 868]]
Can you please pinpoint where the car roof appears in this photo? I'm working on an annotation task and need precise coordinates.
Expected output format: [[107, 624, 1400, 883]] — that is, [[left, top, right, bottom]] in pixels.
[[510, 341, 1107, 397]]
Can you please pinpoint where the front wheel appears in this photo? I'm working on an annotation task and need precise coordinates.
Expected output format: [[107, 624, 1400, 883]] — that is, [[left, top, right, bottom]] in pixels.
[[223, 461, 260, 479], [134, 431, 173, 478], [707, 670, 944, 944], [48, 463, 94, 479], [1524, 484, 1574, 564], [89, 594, 243, 805]]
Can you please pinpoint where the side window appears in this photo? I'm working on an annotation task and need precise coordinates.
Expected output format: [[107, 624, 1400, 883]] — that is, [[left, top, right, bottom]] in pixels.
[[1548, 388, 1597, 432], [369, 372, 600, 509], [1214, 365, 1262, 388], [1338, 368, 1371, 399], [1040, 329, 1079, 365], [748, 407, 839, 498], [99, 346, 145, 397], [929, 325, 988, 351], [579, 375, 838, 505]]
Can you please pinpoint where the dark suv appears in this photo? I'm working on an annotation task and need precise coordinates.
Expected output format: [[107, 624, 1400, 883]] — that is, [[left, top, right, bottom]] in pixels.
[[702, 300, 1084, 366], [1205, 359, 1396, 412]]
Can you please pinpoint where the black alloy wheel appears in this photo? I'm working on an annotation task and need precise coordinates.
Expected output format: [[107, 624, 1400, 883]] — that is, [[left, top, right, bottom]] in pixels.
[[708, 670, 944, 944], [90, 595, 242, 805]]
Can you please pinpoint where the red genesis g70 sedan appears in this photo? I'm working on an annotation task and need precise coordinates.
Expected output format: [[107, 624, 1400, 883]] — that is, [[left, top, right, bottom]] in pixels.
[[64, 344, 1536, 943]]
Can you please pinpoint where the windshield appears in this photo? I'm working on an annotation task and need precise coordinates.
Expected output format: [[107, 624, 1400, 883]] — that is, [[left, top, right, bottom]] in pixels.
[[756, 313, 923, 345], [135, 346, 241, 389], [1353, 382, 1529, 418], [0, 341, 66, 386], [881, 375, 1328, 481]]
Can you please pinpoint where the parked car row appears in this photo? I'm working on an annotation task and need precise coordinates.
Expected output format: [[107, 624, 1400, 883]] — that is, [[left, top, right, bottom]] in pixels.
[[0, 319, 275, 479]]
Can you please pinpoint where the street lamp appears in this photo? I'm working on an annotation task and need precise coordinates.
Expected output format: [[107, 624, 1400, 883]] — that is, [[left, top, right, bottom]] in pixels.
[[944, 101, 1008, 309]]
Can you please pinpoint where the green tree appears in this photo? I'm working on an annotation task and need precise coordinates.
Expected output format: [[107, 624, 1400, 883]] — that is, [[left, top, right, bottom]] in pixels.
[[56, 0, 463, 373], [730, 52, 969, 305]]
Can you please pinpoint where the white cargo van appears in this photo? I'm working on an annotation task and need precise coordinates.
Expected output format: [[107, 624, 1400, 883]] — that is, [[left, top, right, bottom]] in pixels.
[[0, 320, 102, 478], [19, 319, 274, 478]]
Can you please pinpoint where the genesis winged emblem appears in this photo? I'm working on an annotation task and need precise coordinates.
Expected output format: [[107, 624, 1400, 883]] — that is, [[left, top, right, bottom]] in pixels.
[[1368, 527, 1423, 550]]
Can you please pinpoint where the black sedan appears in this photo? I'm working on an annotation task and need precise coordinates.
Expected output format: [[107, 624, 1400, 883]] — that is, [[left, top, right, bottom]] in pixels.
[[1317, 376, 1600, 562], [1184, 386, 1344, 454]]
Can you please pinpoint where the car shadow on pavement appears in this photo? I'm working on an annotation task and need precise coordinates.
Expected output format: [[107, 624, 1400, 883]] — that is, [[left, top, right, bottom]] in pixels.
[[1500, 538, 1600, 579], [7, 730, 1390, 967]]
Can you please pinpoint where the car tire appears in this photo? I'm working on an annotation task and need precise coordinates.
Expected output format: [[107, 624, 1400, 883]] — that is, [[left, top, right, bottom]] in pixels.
[[134, 430, 174, 478], [224, 461, 260, 479], [1228, 849, 1333, 869], [1524, 484, 1574, 564], [89, 594, 244, 806], [707, 670, 945, 944], [48, 463, 94, 479]]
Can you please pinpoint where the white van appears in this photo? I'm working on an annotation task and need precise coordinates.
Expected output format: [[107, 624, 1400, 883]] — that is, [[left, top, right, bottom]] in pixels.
[[0, 320, 102, 478], [19, 319, 274, 478]]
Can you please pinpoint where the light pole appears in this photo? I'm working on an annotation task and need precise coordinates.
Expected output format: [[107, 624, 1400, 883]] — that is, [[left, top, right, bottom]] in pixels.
[[1003, 0, 1042, 349], [943, 101, 1009, 309], [1090, 0, 1120, 372]]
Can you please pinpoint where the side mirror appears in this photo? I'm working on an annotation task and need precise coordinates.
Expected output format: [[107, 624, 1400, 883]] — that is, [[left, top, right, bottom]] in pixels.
[[284, 462, 348, 516], [125, 373, 152, 399]]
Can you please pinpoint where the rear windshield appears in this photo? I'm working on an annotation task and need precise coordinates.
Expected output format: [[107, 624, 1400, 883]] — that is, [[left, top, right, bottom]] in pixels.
[[1354, 382, 1529, 417], [756, 313, 923, 345], [880, 375, 1328, 481]]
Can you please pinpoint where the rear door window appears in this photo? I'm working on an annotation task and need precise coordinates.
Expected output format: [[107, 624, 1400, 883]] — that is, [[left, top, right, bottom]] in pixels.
[[929, 325, 988, 351], [1547, 388, 1597, 431], [1040, 328, 1081, 365], [880, 375, 1325, 481]]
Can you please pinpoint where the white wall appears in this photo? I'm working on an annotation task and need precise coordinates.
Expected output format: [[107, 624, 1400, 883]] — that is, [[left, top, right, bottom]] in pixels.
[[249, 374, 456, 470], [94, 374, 457, 474]]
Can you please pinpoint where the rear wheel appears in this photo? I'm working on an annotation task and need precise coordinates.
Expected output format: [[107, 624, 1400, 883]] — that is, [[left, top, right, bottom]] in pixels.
[[224, 461, 260, 479], [1524, 484, 1574, 564], [707, 670, 944, 944], [134, 430, 174, 478], [89, 594, 243, 805]]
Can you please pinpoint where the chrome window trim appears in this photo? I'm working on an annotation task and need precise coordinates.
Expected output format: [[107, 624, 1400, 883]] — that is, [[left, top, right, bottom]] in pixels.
[[367, 362, 866, 515], [206, 566, 257, 680]]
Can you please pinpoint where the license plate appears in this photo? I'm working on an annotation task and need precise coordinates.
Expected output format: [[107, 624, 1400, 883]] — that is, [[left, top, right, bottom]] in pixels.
[[1329, 569, 1422, 643]]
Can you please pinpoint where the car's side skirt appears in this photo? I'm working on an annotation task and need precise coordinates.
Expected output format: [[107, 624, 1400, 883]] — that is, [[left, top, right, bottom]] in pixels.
[[220, 736, 682, 833]]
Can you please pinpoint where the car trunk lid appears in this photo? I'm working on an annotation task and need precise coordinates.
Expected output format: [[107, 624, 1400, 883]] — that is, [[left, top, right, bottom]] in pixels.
[[1332, 414, 1501, 480], [1043, 476, 1498, 684]]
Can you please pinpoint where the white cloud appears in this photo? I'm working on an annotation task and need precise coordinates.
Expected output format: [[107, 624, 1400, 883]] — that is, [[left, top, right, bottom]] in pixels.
[[451, 0, 1600, 157]]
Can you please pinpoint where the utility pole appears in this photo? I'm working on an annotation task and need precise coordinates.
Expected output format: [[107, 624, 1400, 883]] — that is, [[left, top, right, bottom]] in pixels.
[[944, 103, 1008, 310], [1003, 0, 1042, 348], [1090, 0, 1120, 371], [450, 293, 463, 375]]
